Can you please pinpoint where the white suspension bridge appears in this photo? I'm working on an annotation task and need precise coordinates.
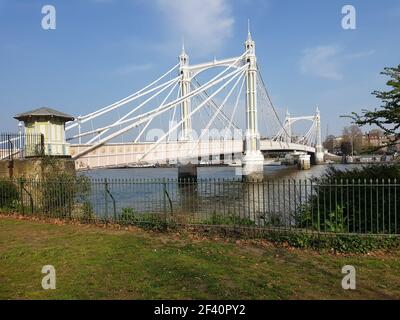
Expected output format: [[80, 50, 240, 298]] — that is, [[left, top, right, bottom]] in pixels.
[[66, 29, 324, 178]]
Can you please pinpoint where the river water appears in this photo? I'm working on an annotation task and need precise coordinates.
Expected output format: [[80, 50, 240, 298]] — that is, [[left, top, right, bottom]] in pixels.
[[78, 164, 364, 224], [81, 164, 357, 181]]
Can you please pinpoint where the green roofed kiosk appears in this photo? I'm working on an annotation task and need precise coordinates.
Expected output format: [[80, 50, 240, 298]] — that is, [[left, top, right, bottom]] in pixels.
[[14, 107, 74, 157]]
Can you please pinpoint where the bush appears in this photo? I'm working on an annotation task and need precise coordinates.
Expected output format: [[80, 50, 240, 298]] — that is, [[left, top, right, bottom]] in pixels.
[[35, 156, 91, 218], [0, 180, 19, 209], [263, 231, 400, 254], [318, 163, 400, 180], [118, 207, 170, 231], [41, 174, 91, 218], [119, 207, 139, 224], [202, 212, 256, 227], [300, 164, 400, 234]]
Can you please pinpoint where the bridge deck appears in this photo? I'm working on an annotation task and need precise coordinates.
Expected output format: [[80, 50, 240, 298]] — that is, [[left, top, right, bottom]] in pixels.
[[70, 139, 316, 170]]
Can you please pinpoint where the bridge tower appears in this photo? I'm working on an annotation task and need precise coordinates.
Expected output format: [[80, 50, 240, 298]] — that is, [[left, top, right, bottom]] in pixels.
[[179, 43, 192, 140], [315, 107, 324, 164], [242, 25, 264, 179], [177, 43, 197, 180], [285, 109, 292, 144]]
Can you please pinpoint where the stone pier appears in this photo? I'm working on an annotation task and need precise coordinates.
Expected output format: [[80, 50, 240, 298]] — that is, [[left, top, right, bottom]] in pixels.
[[177, 163, 197, 181], [298, 154, 311, 170]]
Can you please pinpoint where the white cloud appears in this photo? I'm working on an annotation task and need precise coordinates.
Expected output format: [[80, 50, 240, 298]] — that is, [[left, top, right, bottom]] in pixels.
[[155, 0, 234, 57], [300, 46, 375, 81], [116, 63, 153, 75], [345, 49, 375, 59], [300, 45, 343, 80]]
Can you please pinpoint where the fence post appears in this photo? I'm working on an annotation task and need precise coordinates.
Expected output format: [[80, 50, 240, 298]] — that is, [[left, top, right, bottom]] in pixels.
[[7, 134, 12, 160], [317, 181, 320, 233], [19, 178, 25, 215], [163, 178, 167, 223], [104, 178, 108, 220], [40, 133, 45, 156]]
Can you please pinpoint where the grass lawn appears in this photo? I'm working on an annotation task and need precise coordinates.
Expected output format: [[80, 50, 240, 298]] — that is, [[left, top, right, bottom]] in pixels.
[[0, 216, 399, 300]]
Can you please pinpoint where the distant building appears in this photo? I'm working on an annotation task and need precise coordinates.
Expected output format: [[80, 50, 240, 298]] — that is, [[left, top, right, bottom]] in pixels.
[[325, 129, 396, 154], [326, 129, 400, 156], [363, 130, 387, 149]]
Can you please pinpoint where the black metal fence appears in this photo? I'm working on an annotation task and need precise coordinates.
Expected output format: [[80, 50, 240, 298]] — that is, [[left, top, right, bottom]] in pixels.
[[0, 177, 399, 235], [0, 133, 44, 160]]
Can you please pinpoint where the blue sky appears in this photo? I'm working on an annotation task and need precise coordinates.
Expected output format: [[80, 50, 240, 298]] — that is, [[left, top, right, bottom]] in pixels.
[[0, 0, 399, 137]]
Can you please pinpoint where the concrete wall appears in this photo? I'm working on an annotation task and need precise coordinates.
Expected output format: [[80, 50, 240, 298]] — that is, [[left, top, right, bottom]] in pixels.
[[0, 158, 76, 180]]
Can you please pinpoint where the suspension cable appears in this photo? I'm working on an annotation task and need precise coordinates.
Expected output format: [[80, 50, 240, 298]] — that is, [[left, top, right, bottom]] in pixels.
[[87, 77, 180, 143], [134, 80, 180, 143], [72, 64, 247, 159], [66, 63, 180, 130], [197, 71, 245, 142], [137, 65, 247, 162], [71, 53, 247, 143]]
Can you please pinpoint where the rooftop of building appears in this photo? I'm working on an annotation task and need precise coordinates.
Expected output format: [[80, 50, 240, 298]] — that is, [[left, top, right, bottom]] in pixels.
[[14, 107, 74, 122]]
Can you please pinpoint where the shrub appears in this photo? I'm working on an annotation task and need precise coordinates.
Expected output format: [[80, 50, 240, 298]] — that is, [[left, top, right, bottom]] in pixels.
[[41, 174, 91, 218], [0, 180, 19, 209], [202, 212, 256, 227], [118, 207, 170, 231], [299, 164, 400, 234], [263, 231, 400, 254], [119, 207, 138, 224]]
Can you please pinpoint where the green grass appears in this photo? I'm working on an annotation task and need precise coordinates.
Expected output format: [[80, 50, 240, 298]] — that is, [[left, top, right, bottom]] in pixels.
[[0, 216, 400, 299]]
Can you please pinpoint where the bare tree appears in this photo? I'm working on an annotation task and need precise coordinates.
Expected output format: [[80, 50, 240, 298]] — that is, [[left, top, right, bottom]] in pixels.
[[323, 135, 336, 152], [341, 125, 363, 155]]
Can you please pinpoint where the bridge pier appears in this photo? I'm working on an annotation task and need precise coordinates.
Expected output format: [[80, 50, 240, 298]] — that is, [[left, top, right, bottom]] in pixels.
[[178, 163, 197, 181], [242, 152, 264, 180], [298, 154, 311, 170], [315, 149, 325, 164]]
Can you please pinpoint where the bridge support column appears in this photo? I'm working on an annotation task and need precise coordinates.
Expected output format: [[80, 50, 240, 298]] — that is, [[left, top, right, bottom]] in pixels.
[[298, 154, 311, 170], [178, 163, 197, 181], [242, 28, 264, 180], [315, 149, 325, 164], [285, 110, 292, 144], [314, 107, 324, 164]]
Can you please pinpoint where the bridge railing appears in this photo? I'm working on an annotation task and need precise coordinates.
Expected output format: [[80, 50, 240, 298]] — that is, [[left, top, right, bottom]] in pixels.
[[0, 177, 399, 236], [0, 133, 44, 160]]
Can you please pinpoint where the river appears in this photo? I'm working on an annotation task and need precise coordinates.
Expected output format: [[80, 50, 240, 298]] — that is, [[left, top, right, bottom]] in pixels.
[[78, 164, 364, 223], [80, 163, 360, 181]]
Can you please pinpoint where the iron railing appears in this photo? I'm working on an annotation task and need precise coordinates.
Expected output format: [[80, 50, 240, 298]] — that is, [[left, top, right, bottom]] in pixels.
[[0, 177, 399, 235], [0, 133, 44, 160]]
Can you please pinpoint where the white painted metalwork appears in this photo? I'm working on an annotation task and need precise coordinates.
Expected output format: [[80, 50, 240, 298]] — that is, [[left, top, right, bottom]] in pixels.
[[66, 27, 324, 172]]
